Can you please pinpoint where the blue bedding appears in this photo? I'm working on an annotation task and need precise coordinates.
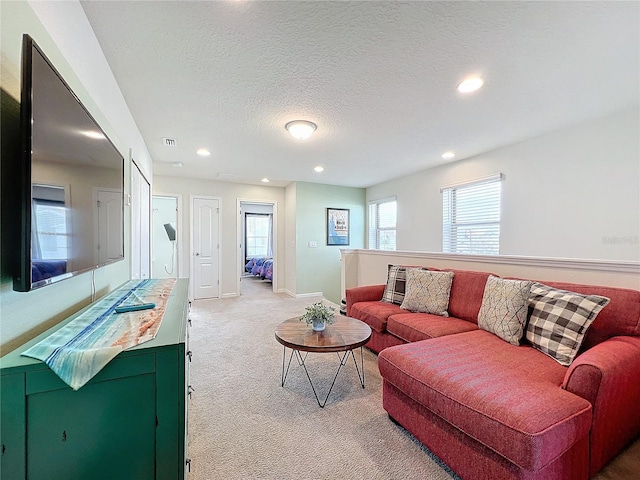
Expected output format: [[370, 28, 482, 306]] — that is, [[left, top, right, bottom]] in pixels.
[[245, 257, 273, 281]]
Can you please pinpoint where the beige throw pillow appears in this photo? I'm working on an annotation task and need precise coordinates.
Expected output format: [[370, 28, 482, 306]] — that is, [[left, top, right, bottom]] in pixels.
[[400, 269, 454, 316], [478, 276, 532, 345]]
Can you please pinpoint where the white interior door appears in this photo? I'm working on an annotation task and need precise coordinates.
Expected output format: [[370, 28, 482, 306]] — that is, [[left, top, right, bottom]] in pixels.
[[95, 189, 123, 264], [192, 196, 220, 299], [130, 162, 151, 280]]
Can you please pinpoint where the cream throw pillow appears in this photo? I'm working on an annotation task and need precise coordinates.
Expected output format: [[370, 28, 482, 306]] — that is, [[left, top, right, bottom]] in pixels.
[[478, 276, 532, 345], [400, 269, 454, 316]]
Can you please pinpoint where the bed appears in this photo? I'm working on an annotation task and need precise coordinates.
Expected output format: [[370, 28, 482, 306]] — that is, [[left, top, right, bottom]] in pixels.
[[245, 256, 273, 281]]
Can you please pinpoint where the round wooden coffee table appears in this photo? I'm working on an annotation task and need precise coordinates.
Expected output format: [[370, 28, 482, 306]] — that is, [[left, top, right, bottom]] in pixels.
[[274, 316, 372, 407]]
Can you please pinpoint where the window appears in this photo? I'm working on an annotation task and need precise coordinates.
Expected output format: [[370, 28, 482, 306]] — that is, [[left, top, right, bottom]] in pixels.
[[245, 213, 271, 257], [32, 185, 69, 260], [442, 174, 503, 255], [368, 198, 397, 250]]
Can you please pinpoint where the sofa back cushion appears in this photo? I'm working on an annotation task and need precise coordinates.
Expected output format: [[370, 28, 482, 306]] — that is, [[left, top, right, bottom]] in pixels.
[[445, 269, 495, 324], [542, 281, 640, 350]]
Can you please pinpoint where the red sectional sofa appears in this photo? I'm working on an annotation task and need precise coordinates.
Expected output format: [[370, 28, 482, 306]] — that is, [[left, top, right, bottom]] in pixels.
[[345, 268, 640, 480]]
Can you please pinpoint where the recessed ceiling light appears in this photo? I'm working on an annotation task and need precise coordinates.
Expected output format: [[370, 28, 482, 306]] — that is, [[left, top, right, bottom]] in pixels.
[[285, 120, 317, 140], [442, 151, 456, 160], [172, 162, 183, 167], [314, 166, 324, 173], [82, 130, 105, 140], [196, 148, 211, 157], [457, 77, 484, 93], [261, 178, 270, 183]]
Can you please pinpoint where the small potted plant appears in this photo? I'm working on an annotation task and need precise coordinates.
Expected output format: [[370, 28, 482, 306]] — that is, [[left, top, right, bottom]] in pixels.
[[300, 301, 336, 332]]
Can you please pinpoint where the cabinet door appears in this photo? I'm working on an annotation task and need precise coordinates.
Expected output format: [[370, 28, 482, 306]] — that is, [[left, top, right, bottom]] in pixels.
[[0, 373, 26, 479], [27, 373, 156, 480]]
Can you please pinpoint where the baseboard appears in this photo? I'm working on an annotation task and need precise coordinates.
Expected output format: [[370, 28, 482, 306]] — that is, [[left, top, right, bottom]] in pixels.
[[282, 289, 324, 299], [220, 292, 239, 298]]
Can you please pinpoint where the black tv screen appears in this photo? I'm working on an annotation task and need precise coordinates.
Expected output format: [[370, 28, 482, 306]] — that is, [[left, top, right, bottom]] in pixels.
[[15, 35, 124, 292]]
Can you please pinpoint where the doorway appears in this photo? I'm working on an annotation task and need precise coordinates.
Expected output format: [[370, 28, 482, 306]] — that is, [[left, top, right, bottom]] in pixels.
[[238, 200, 277, 295], [152, 195, 180, 279]]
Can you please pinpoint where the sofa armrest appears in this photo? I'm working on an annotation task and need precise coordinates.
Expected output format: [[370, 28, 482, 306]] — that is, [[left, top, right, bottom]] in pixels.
[[562, 335, 640, 475], [345, 284, 385, 316]]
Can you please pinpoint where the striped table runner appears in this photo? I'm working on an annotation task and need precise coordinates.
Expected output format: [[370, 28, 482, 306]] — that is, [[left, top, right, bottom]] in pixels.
[[22, 278, 176, 390]]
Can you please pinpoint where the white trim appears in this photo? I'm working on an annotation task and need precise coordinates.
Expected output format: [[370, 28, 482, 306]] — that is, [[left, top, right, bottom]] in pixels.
[[341, 248, 640, 275], [367, 195, 397, 205], [440, 173, 505, 192], [283, 290, 324, 299], [220, 293, 239, 299]]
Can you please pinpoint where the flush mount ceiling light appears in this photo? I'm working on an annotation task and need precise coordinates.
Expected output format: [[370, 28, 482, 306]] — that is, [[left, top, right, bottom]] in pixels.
[[442, 151, 456, 160], [196, 148, 211, 157], [172, 162, 183, 167], [456, 77, 484, 93], [285, 120, 317, 140], [314, 166, 324, 173], [261, 178, 270, 183]]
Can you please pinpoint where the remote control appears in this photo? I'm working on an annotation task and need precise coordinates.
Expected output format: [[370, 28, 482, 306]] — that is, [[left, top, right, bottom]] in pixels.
[[115, 302, 156, 313]]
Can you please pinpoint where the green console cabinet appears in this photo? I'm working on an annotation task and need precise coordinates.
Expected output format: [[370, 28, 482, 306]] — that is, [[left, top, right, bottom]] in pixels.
[[0, 278, 191, 480]]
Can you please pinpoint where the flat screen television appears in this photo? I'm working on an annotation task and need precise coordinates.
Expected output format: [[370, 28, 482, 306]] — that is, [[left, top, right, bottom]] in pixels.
[[15, 34, 124, 292]]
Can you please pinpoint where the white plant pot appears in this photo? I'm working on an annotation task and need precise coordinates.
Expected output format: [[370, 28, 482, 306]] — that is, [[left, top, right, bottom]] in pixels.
[[311, 318, 326, 331]]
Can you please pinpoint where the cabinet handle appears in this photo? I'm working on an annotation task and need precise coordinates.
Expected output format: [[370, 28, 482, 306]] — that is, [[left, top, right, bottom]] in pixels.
[[2, 444, 5, 455], [62, 431, 67, 442], [186, 458, 192, 472], [187, 350, 193, 362]]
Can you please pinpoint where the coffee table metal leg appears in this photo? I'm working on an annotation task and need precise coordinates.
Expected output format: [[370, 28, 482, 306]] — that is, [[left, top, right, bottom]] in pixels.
[[282, 347, 366, 408]]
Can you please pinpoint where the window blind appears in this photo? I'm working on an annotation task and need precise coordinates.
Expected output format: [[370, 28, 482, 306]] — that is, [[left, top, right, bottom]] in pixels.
[[368, 198, 397, 250], [442, 174, 502, 255]]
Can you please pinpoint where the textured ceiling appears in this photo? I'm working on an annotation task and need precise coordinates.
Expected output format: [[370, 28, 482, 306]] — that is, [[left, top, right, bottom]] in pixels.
[[80, 1, 639, 188]]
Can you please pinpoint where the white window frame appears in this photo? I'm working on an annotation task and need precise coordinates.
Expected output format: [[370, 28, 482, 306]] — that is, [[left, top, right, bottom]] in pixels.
[[368, 196, 397, 250], [442, 174, 503, 255]]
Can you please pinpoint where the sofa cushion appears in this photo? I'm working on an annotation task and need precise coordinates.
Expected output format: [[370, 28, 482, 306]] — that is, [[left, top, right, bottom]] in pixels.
[[387, 312, 478, 343], [445, 269, 494, 324], [526, 283, 610, 366], [478, 276, 532, 345], [400, 269, 454, 316], [350, 301, 404, 333], [378, 330, 592, 471]]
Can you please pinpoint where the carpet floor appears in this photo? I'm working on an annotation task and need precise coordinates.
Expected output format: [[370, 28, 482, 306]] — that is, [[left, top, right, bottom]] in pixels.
[[186, 276, 639, 480]]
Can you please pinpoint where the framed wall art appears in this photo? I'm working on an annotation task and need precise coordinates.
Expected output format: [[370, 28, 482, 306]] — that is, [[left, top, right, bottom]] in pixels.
[[327, 208, 350, 246]]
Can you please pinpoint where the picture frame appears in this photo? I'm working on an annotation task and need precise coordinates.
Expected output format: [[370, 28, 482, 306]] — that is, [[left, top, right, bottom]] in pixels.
[[326, 208, 350, 246]]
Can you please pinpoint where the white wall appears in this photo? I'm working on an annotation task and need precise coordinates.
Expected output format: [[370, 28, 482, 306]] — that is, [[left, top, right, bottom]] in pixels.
[[153, 176, 286, 297], [1, 1, 152, 353], [284, 183, 297, 296], [367, 108, 639, 262]]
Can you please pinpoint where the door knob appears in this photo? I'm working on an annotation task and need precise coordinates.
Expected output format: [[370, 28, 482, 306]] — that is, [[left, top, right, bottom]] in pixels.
[[195, 252, 200, 256]]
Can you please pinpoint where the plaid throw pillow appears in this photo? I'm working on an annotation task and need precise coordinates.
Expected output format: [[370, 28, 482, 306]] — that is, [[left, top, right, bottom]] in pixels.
[[381, 265, 408, 305], [526, 283, 610, 366]]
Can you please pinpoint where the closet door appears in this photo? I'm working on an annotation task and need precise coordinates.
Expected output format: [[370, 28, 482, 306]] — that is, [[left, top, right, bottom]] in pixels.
[[131, 162, 151, 280]]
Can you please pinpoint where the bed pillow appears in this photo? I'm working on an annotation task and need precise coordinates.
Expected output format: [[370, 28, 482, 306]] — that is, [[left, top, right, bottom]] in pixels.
[[526, 282, 610, 366], [400, 269, 454, 316], [478, 276, 532, 345]]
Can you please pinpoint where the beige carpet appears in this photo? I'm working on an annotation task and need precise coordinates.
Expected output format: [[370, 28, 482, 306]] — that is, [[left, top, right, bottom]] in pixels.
[[187, 276, 639, 480]]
